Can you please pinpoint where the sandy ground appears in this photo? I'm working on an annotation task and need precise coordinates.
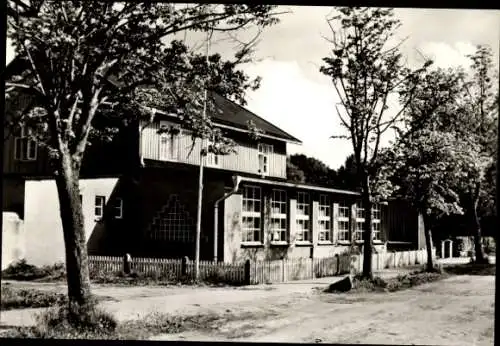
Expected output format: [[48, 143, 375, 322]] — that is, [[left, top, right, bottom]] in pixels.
[[149, 275, 495, 346], [1, 260, 495, 345]]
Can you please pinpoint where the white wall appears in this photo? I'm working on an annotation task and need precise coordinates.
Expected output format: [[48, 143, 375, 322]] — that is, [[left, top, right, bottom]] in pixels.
[[23, 178, 119, 266], [2, 212, 25, 270]]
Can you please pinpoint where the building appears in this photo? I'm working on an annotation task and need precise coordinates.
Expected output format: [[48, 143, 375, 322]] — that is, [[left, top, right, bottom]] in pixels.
[[2, 61, 425, 267]]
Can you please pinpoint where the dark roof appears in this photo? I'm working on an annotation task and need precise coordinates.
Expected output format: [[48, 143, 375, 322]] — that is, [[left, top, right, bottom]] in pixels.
[[209, 92, 301, 144], [4, 57, 302, 144]]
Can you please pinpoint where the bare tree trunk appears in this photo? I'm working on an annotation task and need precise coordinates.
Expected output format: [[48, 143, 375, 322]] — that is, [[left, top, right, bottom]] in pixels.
[[55, 153, 92, 314], [422, 212, 434, 272], [472, 195, 487, 263], [361, 175, 373, 278]]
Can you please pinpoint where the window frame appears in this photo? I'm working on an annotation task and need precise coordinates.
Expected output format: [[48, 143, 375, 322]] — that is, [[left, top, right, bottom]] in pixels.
[[94, 195, 106, 220], [158, 121, 179, 161], [295, 191, 311, 243], [257, 143, 273, 175], [354, 201, 365, 242], [270, 189, 287, 244], [113, 198, 123, 220], [318, 194, 332, 243], [206, 139, 220, 167], [14, 127, 37, 161], [372, 203, 382, 242], [241, 185, 263, 245], [337, 201, 350, 242]]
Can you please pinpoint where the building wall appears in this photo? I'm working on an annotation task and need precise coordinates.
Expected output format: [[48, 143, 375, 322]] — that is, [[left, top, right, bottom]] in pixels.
[[222, 186, 389, 263], [23, 178, 119, 266], [140, 119, 287, 179], [124, 167, 226, 260], [2, 212, 25, 270], [2, 177, 26, 219]]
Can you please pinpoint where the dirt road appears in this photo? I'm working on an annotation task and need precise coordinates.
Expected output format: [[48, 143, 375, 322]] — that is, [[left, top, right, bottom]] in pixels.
[[150, 275, 495, 346], [1, 268, 494, 345]]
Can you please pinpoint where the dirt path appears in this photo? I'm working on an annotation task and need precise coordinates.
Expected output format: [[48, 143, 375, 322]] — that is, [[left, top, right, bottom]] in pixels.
[[0, 276, 343, 327], [150, 275, 495, 346]]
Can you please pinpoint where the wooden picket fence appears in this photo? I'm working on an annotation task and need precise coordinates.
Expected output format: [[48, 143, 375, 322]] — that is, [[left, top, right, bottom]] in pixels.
[[88, 256, 245, 284], [88, 249, 433, 286]]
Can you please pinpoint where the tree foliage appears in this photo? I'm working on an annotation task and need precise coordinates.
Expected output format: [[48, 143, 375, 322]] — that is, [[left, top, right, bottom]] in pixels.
[[5, 0, 283, 312], [288, 154, 337, 187], [286, 157, 306, 183], [387, 129, 478, 269], [320, 7, 431, 277]]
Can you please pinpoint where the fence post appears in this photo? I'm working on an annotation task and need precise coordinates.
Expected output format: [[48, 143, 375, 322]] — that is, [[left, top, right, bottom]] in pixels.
[[182, 256, 189, 276], [123, 253, 132, 274], [281, 258, 285, 282], [244, 259, 251, 285]]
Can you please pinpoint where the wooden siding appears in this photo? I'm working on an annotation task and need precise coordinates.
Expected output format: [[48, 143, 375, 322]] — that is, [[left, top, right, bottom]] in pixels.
[[3, 92, 52, 176], [140, 120, 287, 178]]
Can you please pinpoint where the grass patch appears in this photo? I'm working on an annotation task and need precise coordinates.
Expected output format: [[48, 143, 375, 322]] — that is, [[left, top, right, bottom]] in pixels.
[[2, 301, 117, 339], [325, 267, 448, 294], [1, 285, 67, 310], [1, 260, 66, 282], [384, 269, 446, 292], [443, 262, 496, 276], [4, 307, 265, 340]]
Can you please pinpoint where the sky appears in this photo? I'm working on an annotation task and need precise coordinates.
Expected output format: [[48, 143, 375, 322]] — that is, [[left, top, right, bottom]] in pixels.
[[5, 6, 500, 169]]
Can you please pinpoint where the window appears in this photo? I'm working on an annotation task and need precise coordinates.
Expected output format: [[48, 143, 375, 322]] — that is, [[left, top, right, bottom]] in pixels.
[[270, 189, 287, 243], [113, 198, 123, 219], [353, 202, 382, 241], [337, 201, 350, 242], [158, 121, 178, 161], [318, 195, 331, 242], [257, 143, 273, 175], [206, 140, 220, 167], [356, 203, 365, 219], [158, 195, 193, 242], [14, 127, 37, 161], [296, 192, 311, 242], [354, 201, 365, 241], [372, 203, 381, 241], [242, 186, 262, 243], [95, 196, 106, 219]]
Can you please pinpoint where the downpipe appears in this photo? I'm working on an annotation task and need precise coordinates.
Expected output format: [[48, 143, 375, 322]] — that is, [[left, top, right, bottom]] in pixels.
[[213, 175, 241, 262]]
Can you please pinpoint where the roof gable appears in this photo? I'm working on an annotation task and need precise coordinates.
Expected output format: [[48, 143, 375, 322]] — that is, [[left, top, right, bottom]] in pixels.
[[209, 92, 301, 144]]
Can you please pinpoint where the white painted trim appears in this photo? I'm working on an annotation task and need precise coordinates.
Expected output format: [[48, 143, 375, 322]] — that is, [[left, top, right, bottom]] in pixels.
[[234, 175, 361, 196], [151, 107, 303, 145]]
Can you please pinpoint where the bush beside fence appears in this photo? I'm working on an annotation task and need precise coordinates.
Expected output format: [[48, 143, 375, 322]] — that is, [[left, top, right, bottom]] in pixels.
[[87, 249, 433, 286]]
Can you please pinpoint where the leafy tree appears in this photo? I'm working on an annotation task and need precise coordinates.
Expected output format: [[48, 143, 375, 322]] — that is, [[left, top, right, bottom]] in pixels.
[[456, 46, 498, 263], [320, 7, 431, 278], [398, 46, 498, 263], [6, 1, 282, 314], [288, 154, 337, 187], [387, 130, 476, 271], [286, 157, 306, 183], [335, 154, 360, 191]]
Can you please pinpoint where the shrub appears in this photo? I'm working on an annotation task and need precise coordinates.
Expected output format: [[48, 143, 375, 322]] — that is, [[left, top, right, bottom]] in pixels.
[[483, 237, 496, 255], [351, 274, 387, 292], [1, 259, 66, 281], [444, 262, 495, 276], [204, 268, 228, 286], [1, 286, 67, 310]]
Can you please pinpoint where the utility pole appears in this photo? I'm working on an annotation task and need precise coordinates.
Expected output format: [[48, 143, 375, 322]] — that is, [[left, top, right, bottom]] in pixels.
[[194, 27, 212, 281]]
